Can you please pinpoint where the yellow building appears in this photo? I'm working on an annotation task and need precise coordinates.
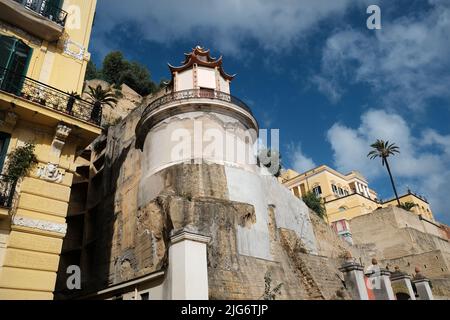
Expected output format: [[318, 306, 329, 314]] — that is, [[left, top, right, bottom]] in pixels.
[[383, 191, 433, 221], [0, 0, 99, 299], [281, 165, 435, 225]]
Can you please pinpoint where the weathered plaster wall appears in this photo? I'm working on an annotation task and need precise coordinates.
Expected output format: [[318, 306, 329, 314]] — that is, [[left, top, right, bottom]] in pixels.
[[140, 111, 257, 179]]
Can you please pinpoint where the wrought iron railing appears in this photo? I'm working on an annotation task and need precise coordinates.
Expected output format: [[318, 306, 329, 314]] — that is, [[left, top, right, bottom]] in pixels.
[[13, 0, 68, 27], [144, 88, 254, 117], [0, 175, 16, 208], [0, 67, 101, 125]]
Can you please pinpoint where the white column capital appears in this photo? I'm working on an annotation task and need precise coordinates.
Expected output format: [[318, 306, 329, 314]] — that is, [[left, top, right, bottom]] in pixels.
[[170, 230, 211, 245]]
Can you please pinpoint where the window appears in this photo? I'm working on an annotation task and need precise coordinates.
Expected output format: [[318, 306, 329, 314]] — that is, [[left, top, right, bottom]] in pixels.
[[344, 189, 349, 196], [0, 35, 32, 95], [293, 186, 300, 198], [0, 132, 11, 173], [299, 183, 306, 197], [339, 206, 347, 212], [140, 292, 150, 300], [331, 184, 338, 194], [312, 186, 322, 197], [338, 187, 343, 196]]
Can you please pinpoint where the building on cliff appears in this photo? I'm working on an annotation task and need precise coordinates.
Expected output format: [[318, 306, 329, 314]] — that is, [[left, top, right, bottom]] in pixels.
[[281, 166, 435, 224], [0, 0, 100, 299], [53, 46, 448, 301]]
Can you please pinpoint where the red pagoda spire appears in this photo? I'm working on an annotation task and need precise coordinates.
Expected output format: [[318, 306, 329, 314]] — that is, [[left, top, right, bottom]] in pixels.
[[168, 46, 235, 81]]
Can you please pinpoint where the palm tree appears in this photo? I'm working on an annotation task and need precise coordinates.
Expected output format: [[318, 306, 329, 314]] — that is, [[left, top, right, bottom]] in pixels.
[[85, 85, 118, 123], [367, 139, 401, 206], [400, 201, 417, 212]]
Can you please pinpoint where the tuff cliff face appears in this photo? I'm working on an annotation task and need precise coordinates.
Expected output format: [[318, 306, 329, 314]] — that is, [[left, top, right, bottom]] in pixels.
[[63, 91, 450, 300], [55, 101, 356, 299]]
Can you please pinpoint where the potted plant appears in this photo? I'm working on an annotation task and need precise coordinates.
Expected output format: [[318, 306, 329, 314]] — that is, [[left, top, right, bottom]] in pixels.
[[66, 91, 81, 115]]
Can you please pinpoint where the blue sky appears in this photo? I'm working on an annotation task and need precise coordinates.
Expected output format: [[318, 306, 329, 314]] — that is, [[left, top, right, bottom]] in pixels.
[[88, 0, 450, 224]]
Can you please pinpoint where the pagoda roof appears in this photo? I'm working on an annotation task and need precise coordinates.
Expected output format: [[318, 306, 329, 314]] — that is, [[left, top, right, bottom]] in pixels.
[[168, 46, 235, 81]]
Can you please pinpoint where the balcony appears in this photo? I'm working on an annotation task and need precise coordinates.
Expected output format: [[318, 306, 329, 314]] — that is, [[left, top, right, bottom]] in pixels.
[[136, 88, 257, 149], [146, 88, 254, 116], [0, 0, 67, 42], [0, 67, 101, 125], [0, 174, 16, 210]]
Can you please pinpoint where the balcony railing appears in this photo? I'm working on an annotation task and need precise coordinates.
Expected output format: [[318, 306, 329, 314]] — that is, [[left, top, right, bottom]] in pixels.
[[13, 0, 68, 27], [0, 67, 101, 125], [145, 88, 254, 117], [0, 175, 16, 208]]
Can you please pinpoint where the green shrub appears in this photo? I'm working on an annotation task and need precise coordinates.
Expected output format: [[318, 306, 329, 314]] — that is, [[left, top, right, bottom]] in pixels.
[[302, 191, 326, 219], [5, 143, 38, 181]]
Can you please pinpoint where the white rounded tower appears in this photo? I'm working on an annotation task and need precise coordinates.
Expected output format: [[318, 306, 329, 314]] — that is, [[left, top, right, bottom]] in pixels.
[[133, 47, 317, 300], [135, 46, 259, 176]]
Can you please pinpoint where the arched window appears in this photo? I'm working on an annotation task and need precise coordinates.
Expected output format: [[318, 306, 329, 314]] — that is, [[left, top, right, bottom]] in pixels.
[[312, 185, 322, 197], [339, 206, 347, 212]]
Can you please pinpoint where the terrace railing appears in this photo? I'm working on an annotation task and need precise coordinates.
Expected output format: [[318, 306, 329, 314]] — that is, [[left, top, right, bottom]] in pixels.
[[144, 88, 254, 117], [0, 67, 101, 125], [13, 0, 68, 27]]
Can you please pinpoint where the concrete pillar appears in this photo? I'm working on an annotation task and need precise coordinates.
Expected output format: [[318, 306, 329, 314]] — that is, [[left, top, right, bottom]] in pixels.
[[365, 269, 396, 300], [339, 259, 369, 300], [364, 259, 395, 300], [412, 267, 434, 300], [413, 279, 434, 300], [390, 267, 416, 300], [167, 230, 211, 300]]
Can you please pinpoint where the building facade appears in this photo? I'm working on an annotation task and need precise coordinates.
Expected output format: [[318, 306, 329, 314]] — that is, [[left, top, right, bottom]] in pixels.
[[281, 166, 435, 224], [0, 0, 99, 299]]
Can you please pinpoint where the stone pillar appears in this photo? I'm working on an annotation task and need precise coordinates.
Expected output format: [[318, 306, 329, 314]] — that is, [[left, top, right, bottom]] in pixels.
[[366, 269, 396, 300], [413, 279, 434, 300], [412, 267, 434, 300], [390, 266, 416, 300], [339, 254, 369, 300], [167, 230, 211, 300], [365, 259, 395, 300]]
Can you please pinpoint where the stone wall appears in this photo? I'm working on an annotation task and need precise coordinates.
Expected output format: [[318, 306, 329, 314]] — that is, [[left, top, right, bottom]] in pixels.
[[350, 207, 450, 261], [381, 250, 450, 279], [348, 206, 450, 297]]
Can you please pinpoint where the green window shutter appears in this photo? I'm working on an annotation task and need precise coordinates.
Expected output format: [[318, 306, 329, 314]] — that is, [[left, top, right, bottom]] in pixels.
[[0, 35, 32, 95], [0, 132, 11, 173], [0, 36, 15, 87]]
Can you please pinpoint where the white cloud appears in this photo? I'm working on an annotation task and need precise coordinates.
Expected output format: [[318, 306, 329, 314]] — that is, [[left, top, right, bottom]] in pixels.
[[286, 143, 316, 173], [311, 75, 342, 104], [315, 0, 450, 111], [327, 109, 450, 221], [91, 0, 366, 56]]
